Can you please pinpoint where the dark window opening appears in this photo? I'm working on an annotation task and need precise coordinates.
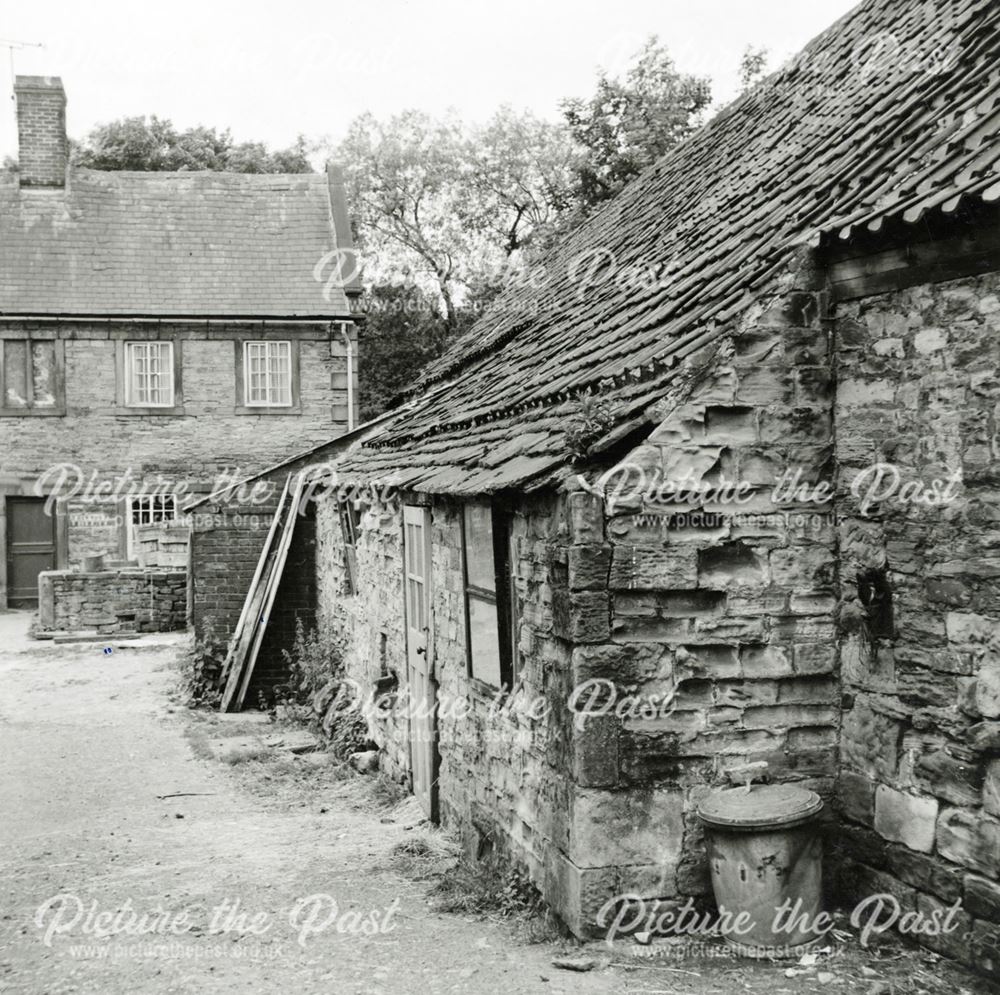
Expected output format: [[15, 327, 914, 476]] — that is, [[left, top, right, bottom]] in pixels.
[[461, 501, 519, 689], [338, 500, 361, 594], [857, 567, 894, 639]]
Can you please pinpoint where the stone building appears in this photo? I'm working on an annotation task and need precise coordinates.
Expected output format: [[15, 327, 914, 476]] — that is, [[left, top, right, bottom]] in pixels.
[[209, 0, 1000, 977], [0, 75, 361, 609]]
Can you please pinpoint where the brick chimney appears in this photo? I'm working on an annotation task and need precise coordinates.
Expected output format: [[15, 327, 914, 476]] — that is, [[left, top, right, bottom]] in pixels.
[[14, 76, 68, 188]]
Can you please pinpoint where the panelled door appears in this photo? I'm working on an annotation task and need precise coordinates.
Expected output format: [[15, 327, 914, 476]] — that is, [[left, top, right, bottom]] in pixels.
[[5, 497, 55, 607], [403, 504, 438, 820]]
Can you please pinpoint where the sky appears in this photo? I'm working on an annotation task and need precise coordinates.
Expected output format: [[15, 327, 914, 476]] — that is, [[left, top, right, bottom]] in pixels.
[[0, 0, 860, 161]]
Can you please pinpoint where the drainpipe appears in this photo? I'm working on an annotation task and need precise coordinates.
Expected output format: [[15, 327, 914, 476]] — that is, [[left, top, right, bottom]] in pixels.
[[338, 321, 355, 431]]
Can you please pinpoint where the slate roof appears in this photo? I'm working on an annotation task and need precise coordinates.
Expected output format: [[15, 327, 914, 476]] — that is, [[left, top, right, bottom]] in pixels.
[[0, 169, 355, 317], [334, 0, 1000, 494]]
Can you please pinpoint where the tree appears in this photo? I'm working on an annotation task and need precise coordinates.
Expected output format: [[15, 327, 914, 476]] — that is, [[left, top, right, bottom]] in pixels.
[[335, 111, 470, 331], [561, 35, 712, 209], [72, 117, 313, 173], [357, 282, 455, 421], [334, 108, 577, 331], [738, 46, 770, 92], [331, 38, 721, 417], [463, 107, 579, 257]]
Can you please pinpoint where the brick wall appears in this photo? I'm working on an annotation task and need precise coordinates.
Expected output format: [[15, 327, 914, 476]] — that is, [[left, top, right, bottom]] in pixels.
[[38, 568, 186, 633], [832, 271, 1000, 977], [190, 501, 278, 645], [190, 479, 318, 701], [252, 506, 317, 702], [14, 77, 67, 188]]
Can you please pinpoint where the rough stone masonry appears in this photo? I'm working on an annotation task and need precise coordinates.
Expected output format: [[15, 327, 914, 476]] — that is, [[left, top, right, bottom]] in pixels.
[[305, 260, 1000, 979]]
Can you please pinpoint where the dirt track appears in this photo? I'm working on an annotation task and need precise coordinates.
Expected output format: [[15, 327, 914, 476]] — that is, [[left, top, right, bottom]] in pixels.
[[0, 612, 610, 994], [0, 611, 993, 995]]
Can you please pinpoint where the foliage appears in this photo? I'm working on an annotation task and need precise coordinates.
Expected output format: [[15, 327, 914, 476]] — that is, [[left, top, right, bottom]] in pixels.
[[73, 116, 313, 173], [564, 389, 620, 460], [276, 620, 369, 758], [277, 619, 346, 702], [739, 46, 770, 92], [63, 37, 741, 422], [357, 281, 458, 421], [333, 108, 575, 332], [425, 851, 561, 941], [560, 35, 712, 210], [326, 704, 370, 760], [178, 622, 227, 708]]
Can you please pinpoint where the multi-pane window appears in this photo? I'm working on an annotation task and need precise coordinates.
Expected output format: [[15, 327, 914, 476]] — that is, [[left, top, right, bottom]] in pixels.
[[244, 340, 292, 407], [126, 495, 178, 559], [462, 503, 518, 689], [125, 342, 174, 407]]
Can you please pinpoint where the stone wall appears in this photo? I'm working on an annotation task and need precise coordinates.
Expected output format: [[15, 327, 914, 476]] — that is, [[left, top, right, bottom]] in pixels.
[[312, 281, 843, 936], [307, 271, 1000, 970], [315, 491, 579, 915], [0, 321, 354, 481], [0, 319, 356, 606], [556, 282, 841, 930], [832, 271, 1000, 977], [37, 568, 186, 634], [316, 495, 411, 778]]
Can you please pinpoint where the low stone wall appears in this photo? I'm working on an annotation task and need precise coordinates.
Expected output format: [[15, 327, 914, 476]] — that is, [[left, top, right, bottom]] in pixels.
[[38, 568, 187, 634]]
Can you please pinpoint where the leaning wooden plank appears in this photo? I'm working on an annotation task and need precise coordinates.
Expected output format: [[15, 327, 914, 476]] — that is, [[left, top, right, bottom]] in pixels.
[[219, 474, 292, 688], [219, 475, 293, 688], [219, 476, 293, 710], [232, 474, 306, 710]]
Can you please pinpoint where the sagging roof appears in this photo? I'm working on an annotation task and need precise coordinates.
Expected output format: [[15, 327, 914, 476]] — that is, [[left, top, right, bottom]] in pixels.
[[0, 166, 359, 317], [332, 0, 1000, 494]]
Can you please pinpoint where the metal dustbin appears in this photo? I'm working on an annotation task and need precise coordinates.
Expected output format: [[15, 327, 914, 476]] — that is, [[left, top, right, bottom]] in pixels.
[[698, 783, 824, 957]]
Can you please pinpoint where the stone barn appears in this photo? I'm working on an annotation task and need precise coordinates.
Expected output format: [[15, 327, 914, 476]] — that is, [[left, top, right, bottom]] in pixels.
[[225, 0, 1000, 977]]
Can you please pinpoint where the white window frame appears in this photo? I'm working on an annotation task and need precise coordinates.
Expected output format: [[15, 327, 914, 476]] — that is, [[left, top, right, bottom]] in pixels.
[[243, 340, 293, 408], [125, 495, 178, 560], [124, 342, 174, 408]]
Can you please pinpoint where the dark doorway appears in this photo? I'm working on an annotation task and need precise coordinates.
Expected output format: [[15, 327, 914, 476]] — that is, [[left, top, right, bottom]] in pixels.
[[5, 497, 56, 607]]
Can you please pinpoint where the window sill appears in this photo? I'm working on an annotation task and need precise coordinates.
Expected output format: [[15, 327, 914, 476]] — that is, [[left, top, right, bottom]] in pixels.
[[466, 676, 508, 703], [0, 406, 66, 417], [234, 405, 303, 416], [117, 405, 186, 416]]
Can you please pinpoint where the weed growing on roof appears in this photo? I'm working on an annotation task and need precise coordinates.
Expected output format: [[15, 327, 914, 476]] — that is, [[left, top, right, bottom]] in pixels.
[[565, 389, 621, 461]]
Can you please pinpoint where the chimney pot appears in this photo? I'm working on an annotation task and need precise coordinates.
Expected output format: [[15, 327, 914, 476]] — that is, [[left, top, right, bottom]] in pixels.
[[14, 75, 68, 188]]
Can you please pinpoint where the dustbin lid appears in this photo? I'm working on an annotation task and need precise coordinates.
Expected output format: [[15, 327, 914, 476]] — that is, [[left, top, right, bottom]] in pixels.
[[698, 784, 823, 830]]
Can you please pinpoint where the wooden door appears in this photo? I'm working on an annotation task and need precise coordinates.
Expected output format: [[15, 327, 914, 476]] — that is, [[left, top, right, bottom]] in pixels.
[[403, 504, 438, 820], [6, 497, 55, 607]]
